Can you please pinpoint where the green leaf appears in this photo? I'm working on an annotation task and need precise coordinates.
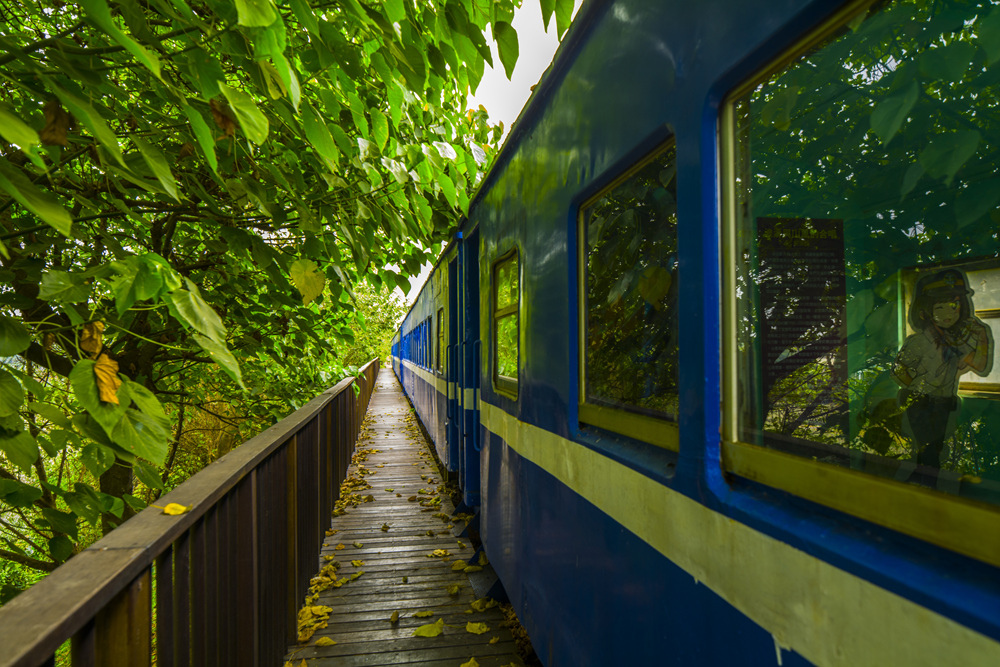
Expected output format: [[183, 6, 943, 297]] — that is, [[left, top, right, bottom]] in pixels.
[[438, 172, 458, 209], [0, 107, 44, 168], [272, 53, 301, 111], [289, 0, 319, 34], [348, 92, 369, 138], [132, 136, 179, 201], [70, 360, 129, 437], [540, 0, 555, 30], [80, 0, 161, 79], [27, 401, 72, 429], [303, 104, 340, 170], [132, 459, 165, 491], [42, 508, 78, 539], [0, 369, 24, 418], [0, 479, 42, 507], [44, 79, 125, 166], [977, 8, 1000, 65], [183, 105, 218, 173], [919, 130, 980, 186], [494, 21, 519, 79], [165, 282, 227, 342], [219, 84, 270, 144], [0, 315, 30, 356], [899, 162, 924, 201], [81, 442, 116, 478], [125, 381, 168, 427], [387, 83, 403, 130], [0, 107, 39, 149], [122, 493, 147, 512], [0, 161, 73, 237], [64, 486, 102, 525], [48, 535, 74, 563], [193, 334, 245, 388], [871, 81, 918, 145], [290, 259, 326, 304], [112, 409, 170, 464], [383, 0, 405, 23], [919, 42, 977, 82], [371, 109, 389, 153], [0, 431, 38, 474], [235, 0, 277, 27], [555, 0, 574, 37], [39, 270, 91, 303], [956, 178, 1000, 228]]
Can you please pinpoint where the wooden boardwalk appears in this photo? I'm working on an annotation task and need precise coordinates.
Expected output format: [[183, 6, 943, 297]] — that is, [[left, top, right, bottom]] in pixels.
[[283, 369, 524, 667]]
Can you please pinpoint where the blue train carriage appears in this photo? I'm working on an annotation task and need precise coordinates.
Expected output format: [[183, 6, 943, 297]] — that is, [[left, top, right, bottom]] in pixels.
[[394, 233, 485, 508], [399, 0, 1000, 664]]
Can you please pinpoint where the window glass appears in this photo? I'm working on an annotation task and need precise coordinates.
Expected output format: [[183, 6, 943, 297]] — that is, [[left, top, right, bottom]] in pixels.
[[581, 142, 679, 423], [493, 251, 519, 393], [731, 0, 999, 504], [436, 308, 445, 373]]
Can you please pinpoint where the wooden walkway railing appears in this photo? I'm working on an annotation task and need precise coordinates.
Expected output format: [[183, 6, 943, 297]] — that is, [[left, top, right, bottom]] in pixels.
[[0, 359, 380, 667]]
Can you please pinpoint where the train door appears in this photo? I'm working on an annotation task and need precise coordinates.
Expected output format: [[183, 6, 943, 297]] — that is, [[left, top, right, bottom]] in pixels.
[[459, 228, 481, 508], [446, 255, 460, 471]]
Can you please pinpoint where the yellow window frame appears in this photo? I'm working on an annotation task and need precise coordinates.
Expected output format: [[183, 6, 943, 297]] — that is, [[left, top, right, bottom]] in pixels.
[[492, 248, 519, 399]]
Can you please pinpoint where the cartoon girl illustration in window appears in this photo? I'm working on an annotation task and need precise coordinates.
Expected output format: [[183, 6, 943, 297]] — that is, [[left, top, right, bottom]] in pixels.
[[893, 269, 994, 468]]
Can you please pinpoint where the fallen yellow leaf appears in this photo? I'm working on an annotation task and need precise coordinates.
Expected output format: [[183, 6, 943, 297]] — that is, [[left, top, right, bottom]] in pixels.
[[389, 610, 399, 623], [335, 543, 345, 550], [402, 576, 408, 583], [447, 583, 461, 596], [460, 659, 480, 667], [463, 566, 483, 574], [381, 523, 390, 532], [161, 503, 191, 516], [466, 622, 489, 635], [351, 560, 364, 567], [451, 559, 468, 571], [489, 636, 499, 644], [478, 551, 488, 566], [414, 610, 434, 618], [413, 618, 444, 637], [353, 542, 364, 548], [315, 637, 337, 646]]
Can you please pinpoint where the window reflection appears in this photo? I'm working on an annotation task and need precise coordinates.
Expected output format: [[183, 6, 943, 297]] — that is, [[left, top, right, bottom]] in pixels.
[[733, 0, 1000, 502], [582, 142, 679, 420]]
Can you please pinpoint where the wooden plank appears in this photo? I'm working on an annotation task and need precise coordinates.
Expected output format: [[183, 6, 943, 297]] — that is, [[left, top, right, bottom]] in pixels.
[[285, 370, 524, 666]]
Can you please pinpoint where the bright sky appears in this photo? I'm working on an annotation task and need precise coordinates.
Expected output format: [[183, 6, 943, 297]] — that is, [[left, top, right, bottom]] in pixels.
[[396, 1, 580, 306]]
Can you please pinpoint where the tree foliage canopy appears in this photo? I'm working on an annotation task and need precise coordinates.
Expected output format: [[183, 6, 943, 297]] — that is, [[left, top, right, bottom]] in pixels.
[[0, 0, 572, 577]]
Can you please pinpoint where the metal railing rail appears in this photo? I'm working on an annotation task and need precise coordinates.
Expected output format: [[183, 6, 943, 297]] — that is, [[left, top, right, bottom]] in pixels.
[[0, 358, 380, 667]]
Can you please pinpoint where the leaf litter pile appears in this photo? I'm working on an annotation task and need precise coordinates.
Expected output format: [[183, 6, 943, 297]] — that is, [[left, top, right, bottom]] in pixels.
[[284, 371, 536, 666]]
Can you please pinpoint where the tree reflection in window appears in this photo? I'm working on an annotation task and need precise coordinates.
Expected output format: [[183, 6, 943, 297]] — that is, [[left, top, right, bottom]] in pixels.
[[493, 251, 519, 394], [582, 142, 679, 420], [731, 0, 1000, 501]]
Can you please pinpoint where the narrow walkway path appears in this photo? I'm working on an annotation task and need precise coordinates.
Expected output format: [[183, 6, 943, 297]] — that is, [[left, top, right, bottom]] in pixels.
[[284, 368, 523, 667]]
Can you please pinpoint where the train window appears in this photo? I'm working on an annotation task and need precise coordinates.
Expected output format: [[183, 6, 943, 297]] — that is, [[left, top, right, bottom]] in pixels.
[[493, 249, 519, 398], [436, 308, 445, 373], [578, 141, 679, 449], [722, 0, 1000, 563]]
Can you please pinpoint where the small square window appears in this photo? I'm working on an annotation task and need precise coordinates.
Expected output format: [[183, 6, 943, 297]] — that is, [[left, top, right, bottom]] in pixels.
[[493, 250, 519, 397]]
